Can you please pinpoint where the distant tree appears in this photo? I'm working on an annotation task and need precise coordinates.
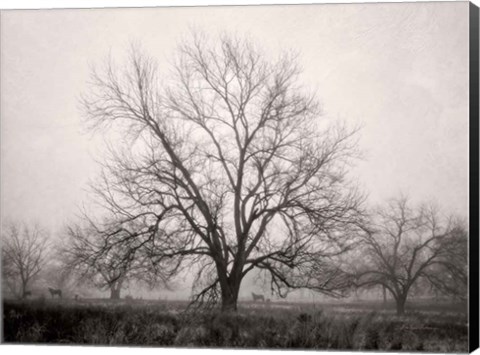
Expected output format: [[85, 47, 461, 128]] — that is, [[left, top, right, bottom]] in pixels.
[[355, 197, 468, 315], [62, 219, 172, 299], [1, 222, 49, 299], [423, 222, 468, 300], [80, 32, 364, 311]]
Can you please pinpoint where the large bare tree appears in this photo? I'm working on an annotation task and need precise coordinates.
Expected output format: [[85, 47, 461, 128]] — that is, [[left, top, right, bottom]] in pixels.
[[1, 222, 49, 299], [81, 33, 364, 311], [355, 197, 468, 315]]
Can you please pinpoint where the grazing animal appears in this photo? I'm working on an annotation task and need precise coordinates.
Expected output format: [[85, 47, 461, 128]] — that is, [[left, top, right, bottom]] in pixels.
[[48, 287, 62, 299], [74, 294, 79, 301], [251, 292, 265, 302], [23, 291, 32, 298]]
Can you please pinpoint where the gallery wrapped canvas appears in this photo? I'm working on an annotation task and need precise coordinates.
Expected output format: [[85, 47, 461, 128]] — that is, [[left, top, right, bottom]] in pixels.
[[1, 1, 478, 352]]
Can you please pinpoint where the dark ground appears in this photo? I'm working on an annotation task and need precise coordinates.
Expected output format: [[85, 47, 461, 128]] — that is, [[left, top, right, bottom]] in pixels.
[[2, 298, 468, 352]]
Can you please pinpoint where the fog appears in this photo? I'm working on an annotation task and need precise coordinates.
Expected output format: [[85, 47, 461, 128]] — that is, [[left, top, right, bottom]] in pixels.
[[1, 2, 469, 301]]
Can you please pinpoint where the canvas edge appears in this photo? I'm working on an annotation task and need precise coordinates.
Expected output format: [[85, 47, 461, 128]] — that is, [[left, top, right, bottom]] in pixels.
[[470, 1, 479, 353]]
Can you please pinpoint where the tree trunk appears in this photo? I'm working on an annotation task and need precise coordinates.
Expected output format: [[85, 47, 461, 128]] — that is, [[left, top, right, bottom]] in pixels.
[[221, 290, 238, 312], [110, 285, 121, 299], [382, 286, 387, 305], [21, 281, 28, 300], [108, 277, 125, 300], [396, 296, 407, 315], [219, 274, 241, 312]]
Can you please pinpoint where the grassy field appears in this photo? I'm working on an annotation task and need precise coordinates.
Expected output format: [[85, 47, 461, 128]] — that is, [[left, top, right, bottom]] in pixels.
[[2, 298, 468, 352]]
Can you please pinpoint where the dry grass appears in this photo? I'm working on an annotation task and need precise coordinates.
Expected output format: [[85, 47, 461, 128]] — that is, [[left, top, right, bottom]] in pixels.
[[2, 298, 468, 352]]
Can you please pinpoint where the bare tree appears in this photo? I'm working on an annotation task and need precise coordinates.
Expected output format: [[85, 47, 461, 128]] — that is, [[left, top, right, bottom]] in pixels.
[[62, 219, 172, 299], [81, 33, 364, 311], [1, 222, 49, 299], [355, 196, 468, 315], [423, 222, 468, 300]]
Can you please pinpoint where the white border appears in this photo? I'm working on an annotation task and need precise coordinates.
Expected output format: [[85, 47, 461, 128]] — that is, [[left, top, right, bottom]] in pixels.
[[0, 0, 474, 10]]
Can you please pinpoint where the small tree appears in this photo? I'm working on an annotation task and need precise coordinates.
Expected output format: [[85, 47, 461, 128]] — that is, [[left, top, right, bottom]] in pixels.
[[62, 219, 172, 299], [1, 222, 49, 299], [355, 197, 468, 315]]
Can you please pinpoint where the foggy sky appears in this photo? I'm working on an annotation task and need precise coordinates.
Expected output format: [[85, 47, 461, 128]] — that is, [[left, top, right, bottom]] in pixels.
[[1, 2, 469, 238]]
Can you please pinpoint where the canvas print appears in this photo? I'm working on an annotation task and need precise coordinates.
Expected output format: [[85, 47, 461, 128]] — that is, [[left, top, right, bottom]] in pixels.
[[0, 1, 476, 352]]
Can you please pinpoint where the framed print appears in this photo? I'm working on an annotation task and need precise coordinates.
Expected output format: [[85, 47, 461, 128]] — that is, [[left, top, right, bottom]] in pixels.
[[1, 1, 478, 353]]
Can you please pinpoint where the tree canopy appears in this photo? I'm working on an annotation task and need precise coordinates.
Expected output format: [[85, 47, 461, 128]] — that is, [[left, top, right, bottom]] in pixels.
[[2, 222, 49, 299], [80, 33, 365, 310], [62, 219, 173, 299], [354, 196, 468, 315]]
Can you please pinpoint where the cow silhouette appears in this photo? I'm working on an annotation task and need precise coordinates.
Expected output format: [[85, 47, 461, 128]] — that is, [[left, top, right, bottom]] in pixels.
[[48, 287, 62, 299], [251, 292, 265, 302]]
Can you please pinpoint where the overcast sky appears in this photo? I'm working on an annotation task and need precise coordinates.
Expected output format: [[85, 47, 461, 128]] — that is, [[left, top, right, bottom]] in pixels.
[[1, 2, 469, 239]]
